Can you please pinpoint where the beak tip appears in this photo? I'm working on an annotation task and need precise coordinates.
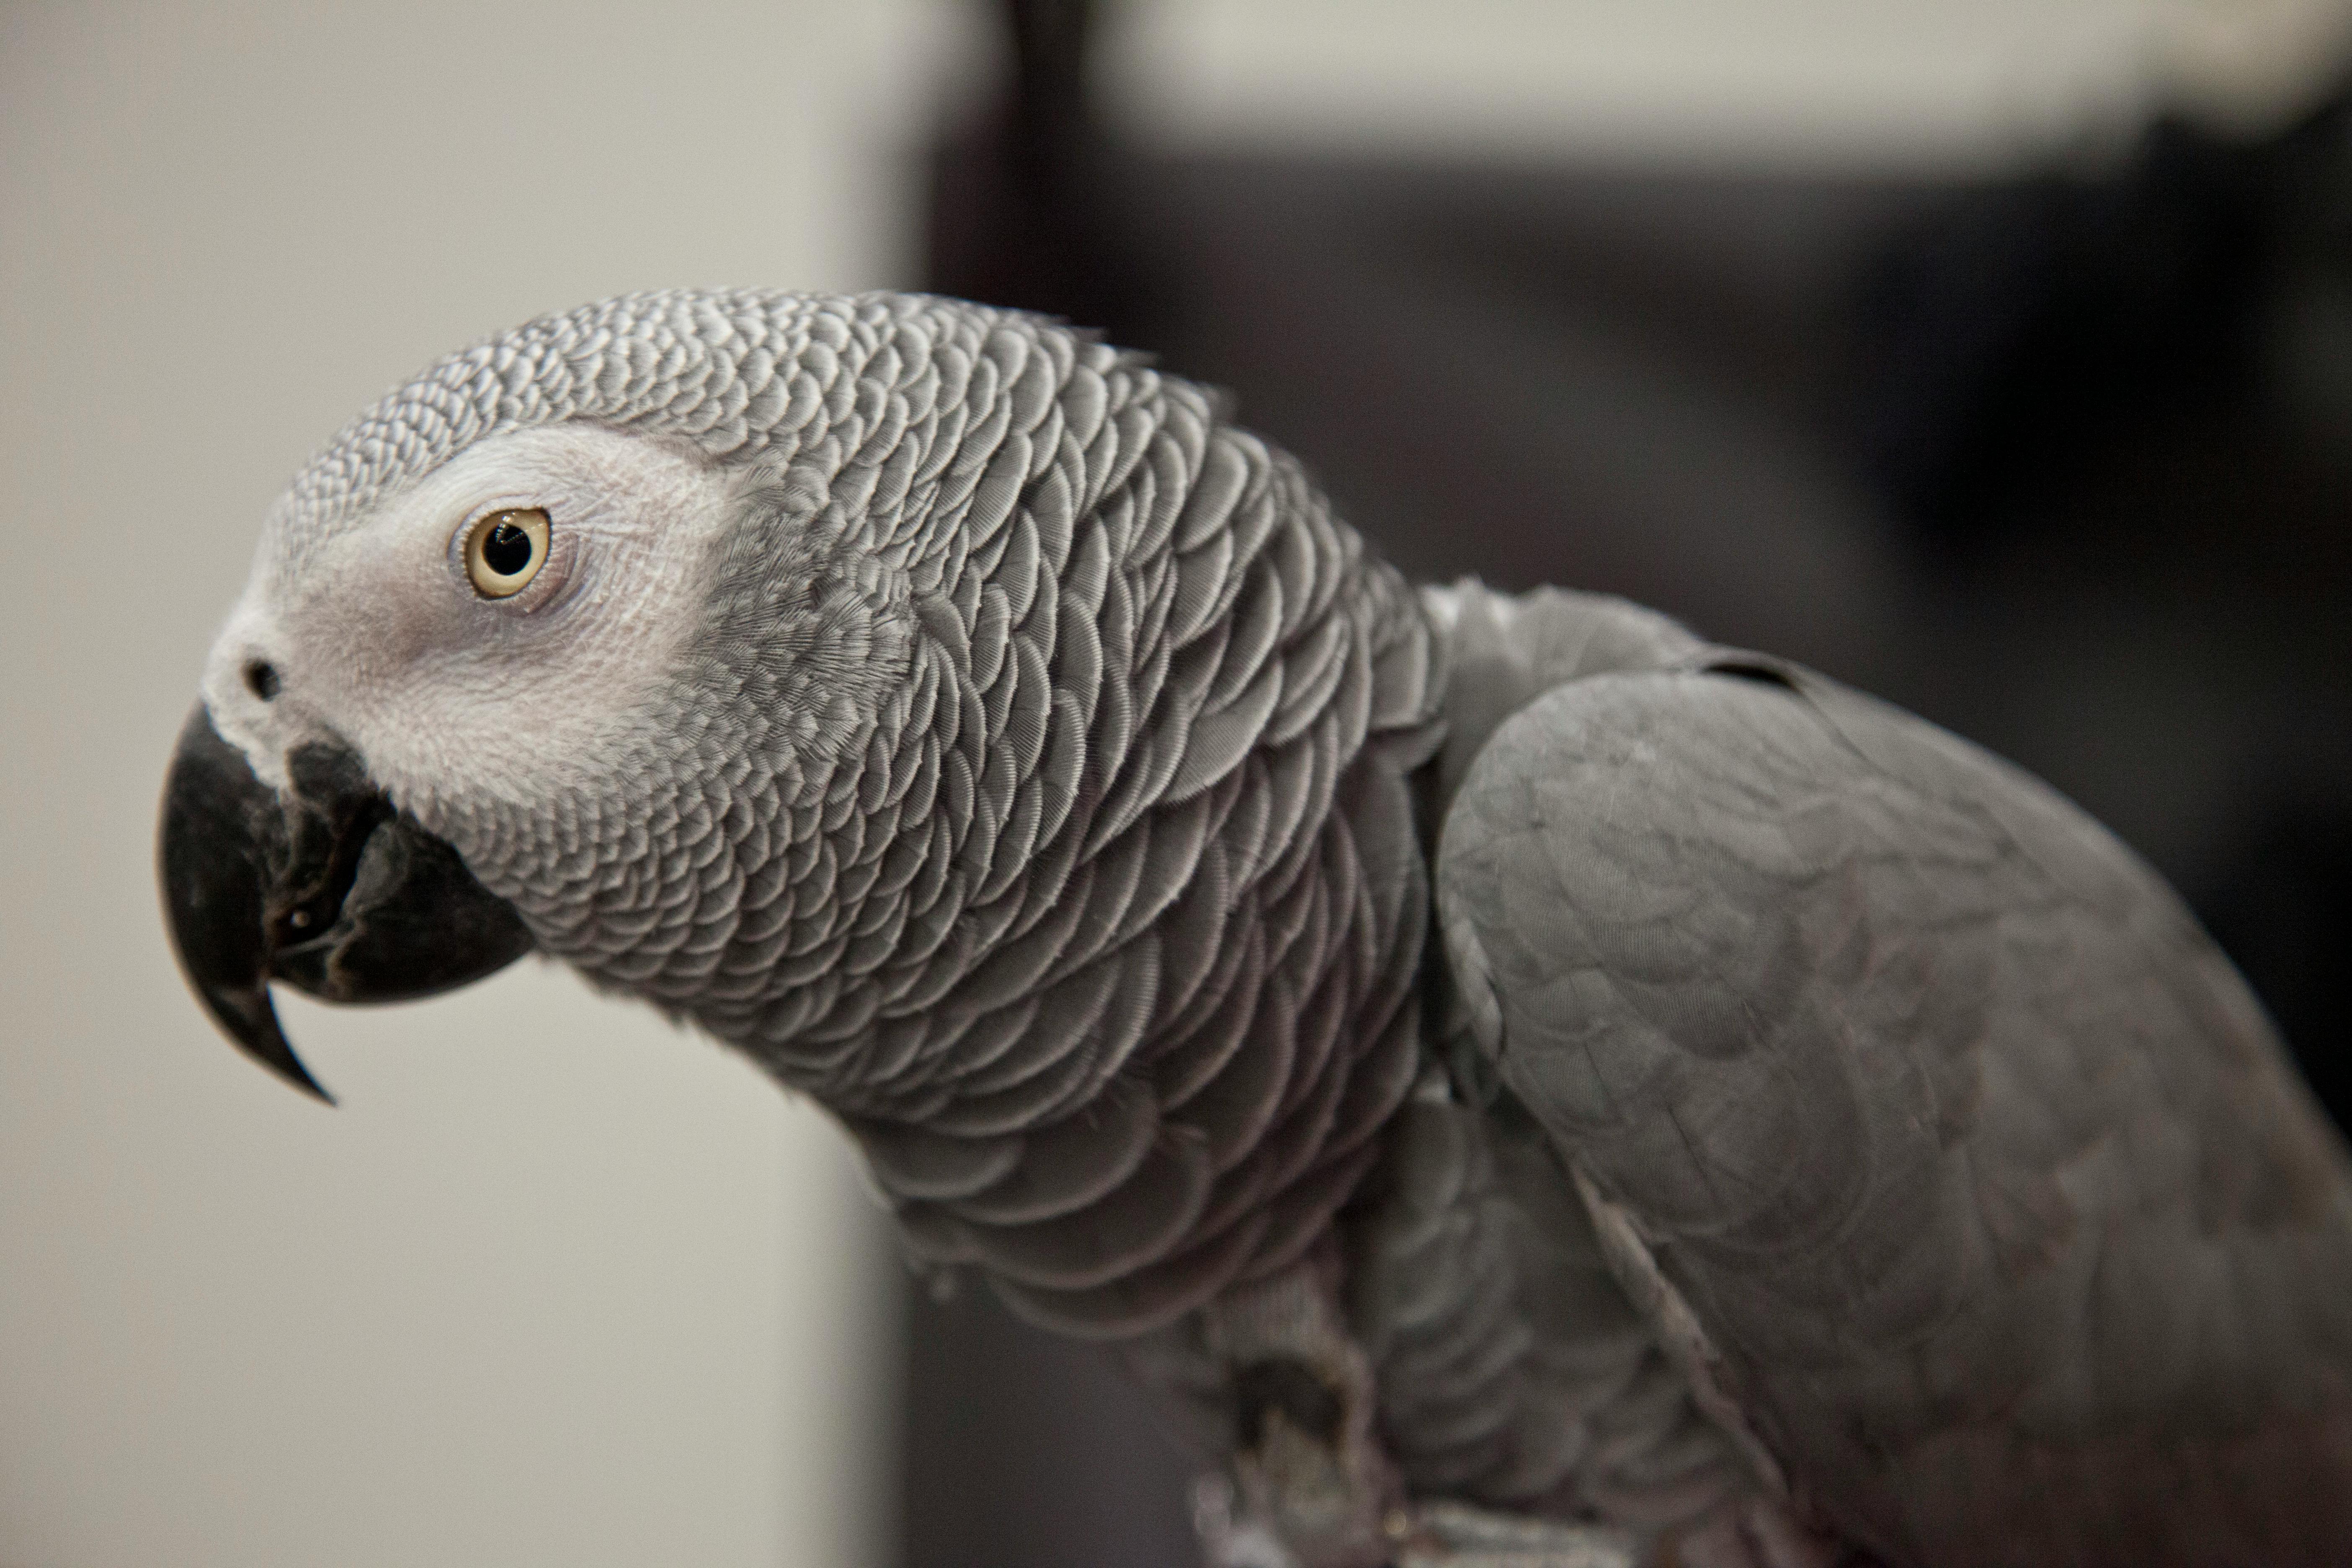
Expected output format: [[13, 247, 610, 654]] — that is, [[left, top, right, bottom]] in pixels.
[[270, 1044, 338, 1108], [200, 979, 337, 1106]]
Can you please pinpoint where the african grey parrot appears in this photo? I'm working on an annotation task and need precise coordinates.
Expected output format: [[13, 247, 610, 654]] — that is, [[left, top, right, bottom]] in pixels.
[[160, 291, 2352, 1568]]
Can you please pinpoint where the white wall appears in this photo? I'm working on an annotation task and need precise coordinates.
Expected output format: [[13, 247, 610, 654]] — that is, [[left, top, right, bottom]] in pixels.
[[1109, 0, 2352, 167], [0, 5, 984, 1565]]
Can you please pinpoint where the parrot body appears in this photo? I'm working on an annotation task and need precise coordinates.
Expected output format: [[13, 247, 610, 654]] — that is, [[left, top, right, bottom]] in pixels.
[[163, 292, 2352, 1568]]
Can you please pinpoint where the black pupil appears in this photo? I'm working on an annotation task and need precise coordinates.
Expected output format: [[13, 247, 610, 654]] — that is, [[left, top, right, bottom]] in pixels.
[[482, 519, 534, 577]]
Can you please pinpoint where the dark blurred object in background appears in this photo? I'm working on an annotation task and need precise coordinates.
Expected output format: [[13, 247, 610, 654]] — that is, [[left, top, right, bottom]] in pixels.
[[2201, 795, 2352, 1116], [903, 4, 2352, 1563], [1858, 96, 2352, 555], [900, 1281, 1197, 1568]]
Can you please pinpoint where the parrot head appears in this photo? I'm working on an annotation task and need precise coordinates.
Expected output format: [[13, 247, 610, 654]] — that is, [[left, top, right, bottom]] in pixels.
[[160, 286, 1442, 1337], [162, 291, 1091, 1102]]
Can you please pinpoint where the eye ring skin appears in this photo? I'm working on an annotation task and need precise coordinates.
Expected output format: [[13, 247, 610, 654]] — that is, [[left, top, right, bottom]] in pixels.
[[463, 507, 552, 598]]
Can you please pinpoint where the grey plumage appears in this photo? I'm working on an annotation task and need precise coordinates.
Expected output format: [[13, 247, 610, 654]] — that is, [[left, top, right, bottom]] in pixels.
[[166, 290, 2352, 1568]]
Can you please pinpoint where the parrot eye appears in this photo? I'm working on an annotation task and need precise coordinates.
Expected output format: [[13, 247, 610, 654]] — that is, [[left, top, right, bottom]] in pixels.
[[463, 508, 551, 599]]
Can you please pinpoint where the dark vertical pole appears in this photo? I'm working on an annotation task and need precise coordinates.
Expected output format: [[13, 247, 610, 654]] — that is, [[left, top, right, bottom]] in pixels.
[[927, 0, 1158, 337], [904, 20, 1207, 1565]]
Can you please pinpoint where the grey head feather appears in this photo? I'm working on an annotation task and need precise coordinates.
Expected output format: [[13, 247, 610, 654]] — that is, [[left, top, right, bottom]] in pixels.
[[281, 291, 954, 545], [280, 290, 1447, 1336]]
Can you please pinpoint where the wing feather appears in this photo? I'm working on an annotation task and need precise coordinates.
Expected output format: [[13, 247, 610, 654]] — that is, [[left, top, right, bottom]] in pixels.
[[1437, 652, 2352, 1566]]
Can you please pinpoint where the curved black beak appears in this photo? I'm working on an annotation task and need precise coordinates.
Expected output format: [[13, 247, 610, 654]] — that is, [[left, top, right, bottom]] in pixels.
[[157, 703, 534, 1103]]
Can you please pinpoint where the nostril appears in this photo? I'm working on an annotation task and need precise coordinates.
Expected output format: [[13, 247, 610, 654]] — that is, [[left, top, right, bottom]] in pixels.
[[243, 660, 281, 702]]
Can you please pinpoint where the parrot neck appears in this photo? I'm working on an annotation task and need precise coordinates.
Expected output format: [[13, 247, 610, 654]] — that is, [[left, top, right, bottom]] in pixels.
[[810, 495, 1453, 1337], [720, 420, 1452, 1336]]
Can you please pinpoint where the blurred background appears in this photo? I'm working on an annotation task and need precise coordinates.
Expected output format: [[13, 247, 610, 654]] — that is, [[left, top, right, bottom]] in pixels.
[[5, 3, 2348, 1566]]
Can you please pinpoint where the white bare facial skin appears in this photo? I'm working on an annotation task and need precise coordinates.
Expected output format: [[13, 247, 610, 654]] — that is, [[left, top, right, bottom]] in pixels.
[[200, 423, 737, 812]]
